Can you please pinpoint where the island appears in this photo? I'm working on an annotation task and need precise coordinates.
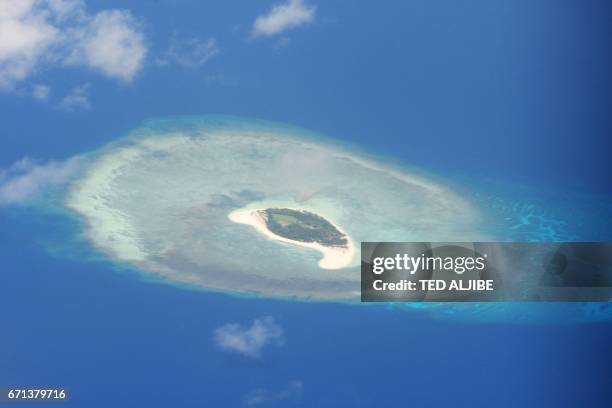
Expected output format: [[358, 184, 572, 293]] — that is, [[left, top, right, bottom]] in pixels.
[[228, 207, 355, 269]]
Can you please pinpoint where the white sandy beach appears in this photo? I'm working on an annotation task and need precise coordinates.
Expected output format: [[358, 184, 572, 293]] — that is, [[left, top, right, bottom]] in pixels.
[[228, 208, 355, 269]]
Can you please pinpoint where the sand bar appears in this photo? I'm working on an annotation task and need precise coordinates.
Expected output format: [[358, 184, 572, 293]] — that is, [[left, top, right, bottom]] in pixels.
[[228, 208, 355, 269]]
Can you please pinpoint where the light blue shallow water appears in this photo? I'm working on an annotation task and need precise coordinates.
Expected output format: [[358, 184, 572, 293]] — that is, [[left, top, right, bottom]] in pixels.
[[9, 115, 612, 323]]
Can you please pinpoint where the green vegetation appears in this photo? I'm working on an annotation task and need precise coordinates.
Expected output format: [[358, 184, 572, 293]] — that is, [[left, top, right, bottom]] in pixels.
[[262, 208, 348, 247]]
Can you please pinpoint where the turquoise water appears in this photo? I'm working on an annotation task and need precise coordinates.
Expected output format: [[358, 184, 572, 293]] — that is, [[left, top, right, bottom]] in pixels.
[[11, 115, 612, 323]]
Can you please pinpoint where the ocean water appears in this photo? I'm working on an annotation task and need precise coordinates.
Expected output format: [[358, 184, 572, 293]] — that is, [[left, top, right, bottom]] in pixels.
[[1, 116, 611, 407]]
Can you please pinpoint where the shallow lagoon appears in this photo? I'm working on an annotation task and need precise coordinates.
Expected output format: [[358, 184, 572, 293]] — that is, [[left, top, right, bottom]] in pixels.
[[66, 116, 485, 299], [27, 116, 612, 321]]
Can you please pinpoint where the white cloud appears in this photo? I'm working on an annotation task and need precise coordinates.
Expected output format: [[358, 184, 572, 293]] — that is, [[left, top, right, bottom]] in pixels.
[[0, 156, 82, 204], [0, 0, 59, 88], [214, 316, 284, 358], [244, 380, 303, 406], [158, 35, 219, 69], [32, 83, 50, 100], [252, 0, 316, 38], [57, 82, 89, 111], [0, 0, 147, 89], [66, 9, 146, 81]]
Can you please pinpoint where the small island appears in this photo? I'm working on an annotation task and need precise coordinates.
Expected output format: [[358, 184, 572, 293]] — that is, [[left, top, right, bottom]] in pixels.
[[228, 207, 354, 269], [264, 208, 348, 247]]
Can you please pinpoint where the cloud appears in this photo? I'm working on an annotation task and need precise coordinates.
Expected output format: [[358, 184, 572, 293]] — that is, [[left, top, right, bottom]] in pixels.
[[66, 9, 147, 81], [213, 316, 284, 358], [0, 156, 82, 204], [252, 0, 316, 38], [0, 0, 147, 89], [0, 0, 60, 88], [57, 82, 89, 111], [274, 150, 334, 201], [157, 35, 218, 69], [32, 83, 50, 100], [244, 380, 303, 406]]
